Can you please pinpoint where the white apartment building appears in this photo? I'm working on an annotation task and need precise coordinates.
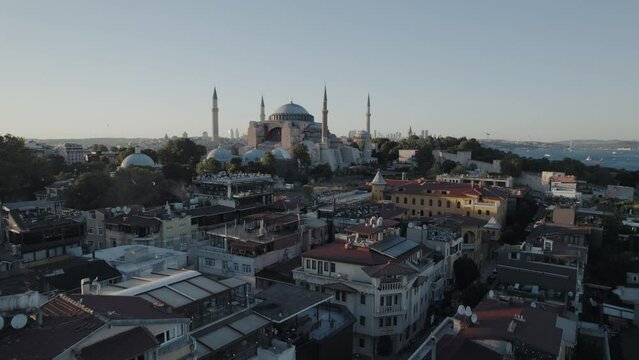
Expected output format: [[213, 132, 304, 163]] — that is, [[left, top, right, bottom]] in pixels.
[[292, 236, 445, 357], [59, 142, 86, 165]]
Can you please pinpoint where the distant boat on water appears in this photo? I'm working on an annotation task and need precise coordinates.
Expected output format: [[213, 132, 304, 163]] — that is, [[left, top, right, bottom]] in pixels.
[[568, 141, 574, 152], [585, 155, 603, 165], [543, 154, 552, 158]]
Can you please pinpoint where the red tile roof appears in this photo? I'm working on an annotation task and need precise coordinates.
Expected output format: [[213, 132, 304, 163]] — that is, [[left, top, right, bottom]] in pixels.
[[302, 242, 389, 266], [457, 298, 563, 357]]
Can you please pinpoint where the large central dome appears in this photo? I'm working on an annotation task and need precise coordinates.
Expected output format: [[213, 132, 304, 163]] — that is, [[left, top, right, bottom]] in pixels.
[[268, 102, 314, 122]]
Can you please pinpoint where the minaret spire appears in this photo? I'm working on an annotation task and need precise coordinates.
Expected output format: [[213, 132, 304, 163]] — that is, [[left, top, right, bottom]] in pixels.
[[321, 85, 328, 145], [260, 95, 265, 122], [212, 86, 219, 146], [366, 94, 371, 134]]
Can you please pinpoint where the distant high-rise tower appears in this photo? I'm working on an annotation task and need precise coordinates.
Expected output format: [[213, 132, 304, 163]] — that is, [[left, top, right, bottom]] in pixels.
[[235, 128, 239, 139], [212, 87, 219, 146], [260, 96, 265, 122], [408, 126, 413, 137], [321, 86, 328, 144], [366, 94, 371, 134]]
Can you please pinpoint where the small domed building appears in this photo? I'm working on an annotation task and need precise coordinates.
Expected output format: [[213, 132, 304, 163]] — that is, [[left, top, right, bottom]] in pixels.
[[120, 147, 156, 169], [206, 147, 233, 164]]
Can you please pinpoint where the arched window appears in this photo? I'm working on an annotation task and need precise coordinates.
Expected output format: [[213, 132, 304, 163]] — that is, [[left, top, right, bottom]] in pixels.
[[456, 202, 461, 208], [429, 199, 433, 206], [437, 200, 442, 207], [420, 199, 424, 206], [447, 201, 451, 208], [412, 198, 416, 205], [478, 210, 482, 215]]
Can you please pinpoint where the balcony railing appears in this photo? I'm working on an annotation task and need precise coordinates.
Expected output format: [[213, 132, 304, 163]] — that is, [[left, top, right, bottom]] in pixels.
[[374, 305, 406, 316], [157, 334, 194, 356], [378, 281, 403, 291]]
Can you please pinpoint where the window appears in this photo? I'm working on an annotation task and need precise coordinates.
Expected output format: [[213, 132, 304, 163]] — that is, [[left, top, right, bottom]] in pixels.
[[330, 263, 336, 272], [379, 318, 384, 327], [360, 316, 366, 326], [412, 198, 416, 205], [420, 199, 424, 206], [88, 227, 94, 235], [508, 252, 520, 260], [396, 197, 400, 203], [420, 210, 424, 216], [234, 263, 239, 271], [222, 260, 228, 269], [393, 316, 398, 325], [429, 199, 433, 206], [312, 260, 316, 270], [205, 258, 215, 267], [404, 197, 407, 204], [324, 262, 328, 272], [360, 294, 366, 304], [97, 227, 103, 235], [306, 259, 310, 268], [456, 202, 461, 208], [412, 209, 415, 215], [447, 201, 451, 208], [335, 290, 347, 301], [359, 338, 365, 348], [437, 200, 442, 207], [242, 264, 251, 273], [486, 210, 490, 216], [478, 210, 482, 215]]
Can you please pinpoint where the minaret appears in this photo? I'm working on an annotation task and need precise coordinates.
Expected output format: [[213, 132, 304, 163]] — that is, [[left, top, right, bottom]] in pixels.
[[366, 94, 371, 134], [260, 96, 265, 122], [321, 86, 328, 145], [212, 87, 219, 146]]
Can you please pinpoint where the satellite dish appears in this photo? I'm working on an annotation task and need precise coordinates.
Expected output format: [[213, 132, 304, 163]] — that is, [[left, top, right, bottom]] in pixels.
[[568, 291, 574, 297], [123, 206, 131, 215], [531, 302, 537, 308], [11, 314, 28, 330], [0, 316, 4, 330], [115, 206, 122, 212], [471, 314, 478, 324], [488, 290, 495, 299], [457, 305, 465, 315], [464, 306, 472, 317]]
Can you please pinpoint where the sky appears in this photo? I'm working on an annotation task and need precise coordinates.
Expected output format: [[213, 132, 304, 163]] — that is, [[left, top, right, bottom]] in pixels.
[[0, 0, 637, 142]]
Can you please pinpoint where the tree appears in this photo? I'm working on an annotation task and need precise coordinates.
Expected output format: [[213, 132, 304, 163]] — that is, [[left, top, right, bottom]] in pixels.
[[91, 144, 109, 152], [309, 164, 333, 180], [0, 134, 56, 201], [450, 164, 467, 175], [226, 157, 243, 173], [157, 138, 206, 167], [460, 282, 488, 307], [196, 158, 222, 174], [65, 171, 114, 210], [291, 143, 311, 167], [440, 160, 457, 174], [453, 257, 479, 290], [261, 152, 276, 174], [500, 153, 522, 177]]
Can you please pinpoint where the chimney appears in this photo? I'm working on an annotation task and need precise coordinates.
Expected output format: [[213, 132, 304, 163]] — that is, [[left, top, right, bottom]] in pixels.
[[80, 278, 91, 295]]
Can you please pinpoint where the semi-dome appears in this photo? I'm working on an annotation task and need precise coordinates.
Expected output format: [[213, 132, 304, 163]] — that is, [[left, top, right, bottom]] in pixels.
[[242, 148, 265, 164], [268, 102, 314, 122], [271, 148, 292, 160], [206, 147, 233, 163], [120, 148, 155, 168]]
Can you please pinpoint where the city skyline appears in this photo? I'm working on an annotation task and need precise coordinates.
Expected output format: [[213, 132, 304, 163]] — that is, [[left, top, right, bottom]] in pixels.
[[1, 1, 637, 141]]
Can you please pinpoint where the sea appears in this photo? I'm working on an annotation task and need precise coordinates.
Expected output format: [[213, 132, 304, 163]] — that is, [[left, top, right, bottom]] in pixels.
[[504, 147, 639, 171]]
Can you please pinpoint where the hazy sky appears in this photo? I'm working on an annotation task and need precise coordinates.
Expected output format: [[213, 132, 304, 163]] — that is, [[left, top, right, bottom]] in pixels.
[[1, 1, 637, 141]]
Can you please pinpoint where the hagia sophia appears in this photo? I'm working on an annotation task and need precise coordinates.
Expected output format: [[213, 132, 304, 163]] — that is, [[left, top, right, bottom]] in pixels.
[[206, 87, 372, 170]]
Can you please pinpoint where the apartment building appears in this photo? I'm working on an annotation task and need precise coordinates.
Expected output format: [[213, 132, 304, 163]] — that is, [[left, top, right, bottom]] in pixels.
[[292, 236, 445, 357], [2, 200, 84, 265], [0, 293, 195, 360], [58, 142, 86, 165], [496, 224, 591, 314], [198, 212, 325, 287], [369, 171, 510, 225], [192, 172, 274, 208]]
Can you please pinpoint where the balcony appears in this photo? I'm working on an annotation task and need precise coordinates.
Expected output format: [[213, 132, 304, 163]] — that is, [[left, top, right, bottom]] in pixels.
[[157, 334, 195, 357], [374, 305, 406, 316], [378, 281, 403, 292]]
